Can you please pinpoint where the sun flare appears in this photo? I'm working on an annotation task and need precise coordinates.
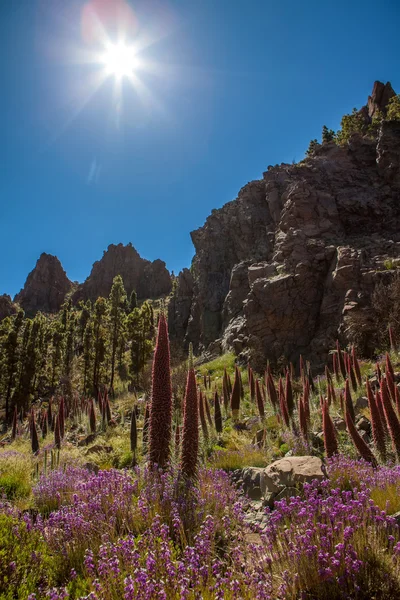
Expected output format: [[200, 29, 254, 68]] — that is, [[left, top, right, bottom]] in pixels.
[[101, 42, 138, 78]]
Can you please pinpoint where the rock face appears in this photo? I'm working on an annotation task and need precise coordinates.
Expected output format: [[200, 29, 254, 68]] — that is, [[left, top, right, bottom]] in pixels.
[[169, 81, 400, 365], [0, 295, 17, 321], [14, 254, 73, 315], [72, 243, 172, 303]]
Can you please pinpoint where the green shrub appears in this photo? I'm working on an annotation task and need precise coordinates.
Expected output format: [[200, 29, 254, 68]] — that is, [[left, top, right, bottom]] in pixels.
[[0, 513, 58, 598], [0, 452, 32, 500]]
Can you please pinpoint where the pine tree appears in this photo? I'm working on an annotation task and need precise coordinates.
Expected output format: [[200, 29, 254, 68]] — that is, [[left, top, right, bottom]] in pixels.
[[4, 310, 24, 421], [92, 297, 108, 394], [129, 290, 137, 311], [321, 125, 336, 143], [108, 276, 127, 392]]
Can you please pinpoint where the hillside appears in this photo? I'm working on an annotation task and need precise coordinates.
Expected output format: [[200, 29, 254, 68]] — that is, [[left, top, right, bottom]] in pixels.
[[169, 81, 400, 367]]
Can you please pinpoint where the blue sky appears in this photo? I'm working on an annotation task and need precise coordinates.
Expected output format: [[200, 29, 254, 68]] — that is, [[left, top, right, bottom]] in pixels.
[[1, 0, 399, 297]]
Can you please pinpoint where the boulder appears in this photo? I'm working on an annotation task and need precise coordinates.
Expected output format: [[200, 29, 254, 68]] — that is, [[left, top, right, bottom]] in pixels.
[[260, 456, 326, 496]]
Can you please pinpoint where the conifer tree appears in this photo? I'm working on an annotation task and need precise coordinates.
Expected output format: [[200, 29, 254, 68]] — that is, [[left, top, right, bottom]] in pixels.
[[109, 276, 127, 392], [4, 310, 24, 421]]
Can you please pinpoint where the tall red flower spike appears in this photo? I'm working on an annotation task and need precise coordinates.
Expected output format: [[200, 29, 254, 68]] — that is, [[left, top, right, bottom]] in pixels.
[[204, 394, 213, 427], [279, 384, 290, 428], [299, 397, 308, 439], [366, 379, 386, 462], [322, 400, 338, 458], [148, 313, 173, 469], [266, 367, 278, 410], [255, 379, 265, 419], [230, 366, 241, 420], [199, 389, 209, 439], [345, 404, 377, 466], [351, 347, 362, 386], [59, 397, 65, 439], [30, 410, 40, 455], [344, 379, 356, 423], [332, 351, 340, 383], [380, 378, 400, 461], [181, 367, 199, 478], [336, 340, 347, 379], [386, 353, 395, 379], [285, 370, 294, 417], [214, 390, 223, 434]]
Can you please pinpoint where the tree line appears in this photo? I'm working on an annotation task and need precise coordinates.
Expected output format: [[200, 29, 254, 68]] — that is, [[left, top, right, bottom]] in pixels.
[[0, 275, 155, 422]]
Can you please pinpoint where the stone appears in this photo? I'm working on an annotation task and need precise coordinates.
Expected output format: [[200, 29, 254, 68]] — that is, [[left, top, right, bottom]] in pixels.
[[355, 396, 369, 411], [78, 434, 96, 447], [261, 456, 326, 494], [83, 462, 100, 474], [356, 416, 371, 432], [333, 417, 346, 431], [14, 253, 73, 315]]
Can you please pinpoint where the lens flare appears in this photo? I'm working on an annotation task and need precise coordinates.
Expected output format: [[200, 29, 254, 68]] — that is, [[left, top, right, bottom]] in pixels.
[[101, 42, 138, 78]]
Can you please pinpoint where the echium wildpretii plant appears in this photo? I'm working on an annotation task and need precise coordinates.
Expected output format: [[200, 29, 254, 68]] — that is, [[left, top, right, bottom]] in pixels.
[[148, 311, 173, 469], [180, 343, 199, 479]]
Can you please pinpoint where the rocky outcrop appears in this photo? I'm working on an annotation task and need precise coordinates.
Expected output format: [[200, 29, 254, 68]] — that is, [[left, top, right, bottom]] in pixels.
[[0, 295, 17, 321], [169, 82, 400, 366], [14, 254, 73, 315], [72, 243, 171, 303]]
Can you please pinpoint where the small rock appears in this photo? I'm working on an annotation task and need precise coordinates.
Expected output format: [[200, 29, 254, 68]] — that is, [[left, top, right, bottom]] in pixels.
[[78, 434, 96, 447], [355, 396, 368, 411], [356, 416, 371, 432], [333, 417, 346, 431], [84, 462, 99, 474]]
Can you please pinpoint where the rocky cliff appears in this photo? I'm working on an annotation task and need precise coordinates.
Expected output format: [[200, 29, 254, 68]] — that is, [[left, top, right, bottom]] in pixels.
[[72, 243, 172, 304], [0, 295, 17, 321], [169, 82, 400, 366], [14, 253, 73, 315]]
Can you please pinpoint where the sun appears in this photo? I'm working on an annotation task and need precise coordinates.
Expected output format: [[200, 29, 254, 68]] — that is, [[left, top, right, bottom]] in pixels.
[[101, 42, 138, 78]]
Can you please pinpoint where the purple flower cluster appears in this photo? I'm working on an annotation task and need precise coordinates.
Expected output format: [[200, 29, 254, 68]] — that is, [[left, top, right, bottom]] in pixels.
[[3, 459, 400, 598]]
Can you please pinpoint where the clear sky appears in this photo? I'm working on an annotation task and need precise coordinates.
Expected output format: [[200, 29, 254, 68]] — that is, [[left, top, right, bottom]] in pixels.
[[1, 0, 399, 298]]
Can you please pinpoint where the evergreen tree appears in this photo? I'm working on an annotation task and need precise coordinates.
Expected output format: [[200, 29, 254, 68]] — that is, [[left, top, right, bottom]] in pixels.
[[82, 320, 94, 395], [387, 95, 400, 121], [92, 297, 109, 394], [306, 139, 319, 156], [4, 310, 24, 421], [108, 275, 127, 392], [129, 290, 137, 311], [321, 125, 335, 143]]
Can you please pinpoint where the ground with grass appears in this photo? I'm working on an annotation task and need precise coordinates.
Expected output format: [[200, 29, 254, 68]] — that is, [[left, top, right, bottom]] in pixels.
[[1, 334, 400, 599]]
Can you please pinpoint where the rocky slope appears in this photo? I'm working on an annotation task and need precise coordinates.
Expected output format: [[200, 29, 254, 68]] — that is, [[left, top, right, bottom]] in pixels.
[[72, 243, 172, 304], [14, 253, 73, 316], [169, 81, 400, 366], [0, 295, 17, 321]]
